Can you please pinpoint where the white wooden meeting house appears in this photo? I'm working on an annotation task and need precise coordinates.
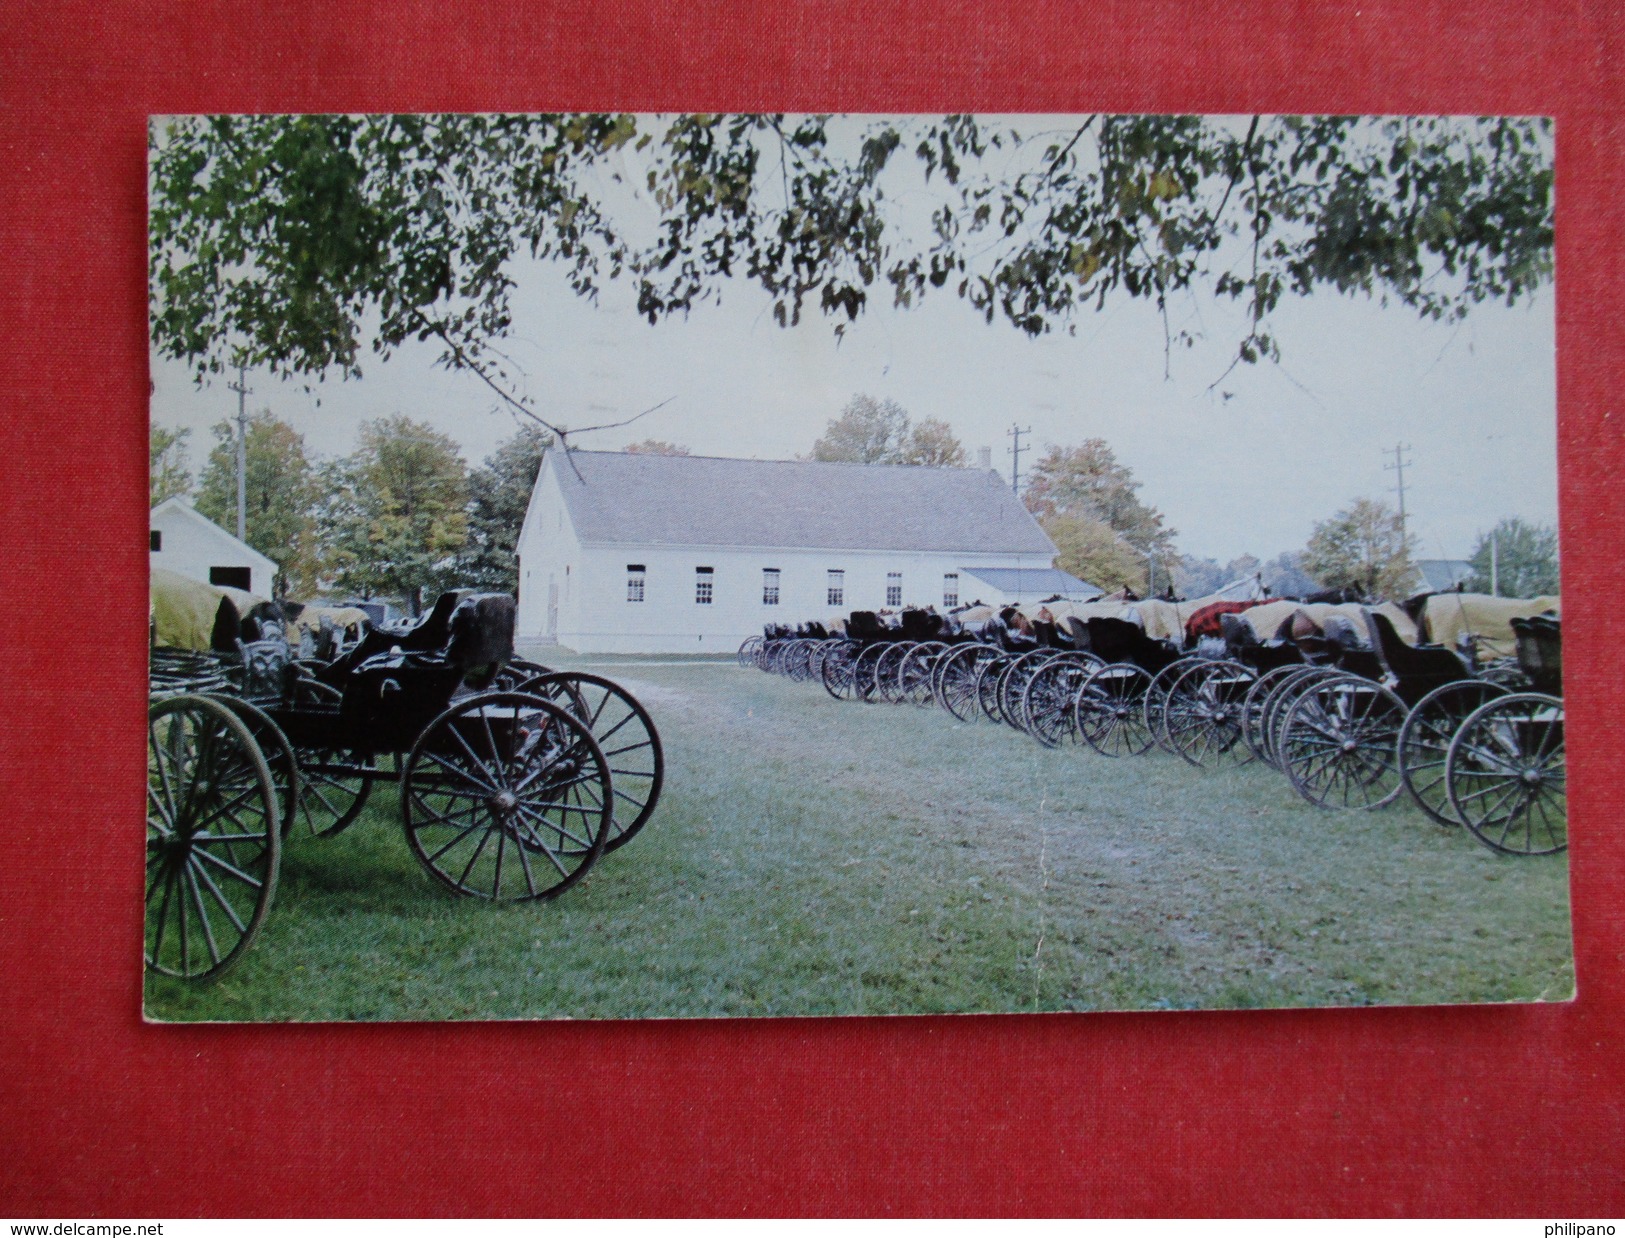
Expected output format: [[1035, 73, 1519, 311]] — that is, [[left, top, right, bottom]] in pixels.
[[514, 449, 1080, 654]]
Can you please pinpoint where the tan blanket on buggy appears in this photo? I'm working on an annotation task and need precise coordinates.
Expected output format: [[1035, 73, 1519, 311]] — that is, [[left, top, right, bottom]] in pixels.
[[1423, 593, 1560, 660]]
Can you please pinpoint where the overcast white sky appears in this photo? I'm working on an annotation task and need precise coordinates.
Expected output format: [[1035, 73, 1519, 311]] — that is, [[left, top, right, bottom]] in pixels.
[[149, 116, 1558, 567]]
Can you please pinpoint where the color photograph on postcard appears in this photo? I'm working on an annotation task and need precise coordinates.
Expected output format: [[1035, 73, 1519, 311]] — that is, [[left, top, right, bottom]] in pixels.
[[144, 114, 1569, 1021]]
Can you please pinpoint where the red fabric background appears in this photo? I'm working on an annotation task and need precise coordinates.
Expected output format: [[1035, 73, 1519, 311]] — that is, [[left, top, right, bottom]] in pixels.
[[2, 1, 1620, 1217]]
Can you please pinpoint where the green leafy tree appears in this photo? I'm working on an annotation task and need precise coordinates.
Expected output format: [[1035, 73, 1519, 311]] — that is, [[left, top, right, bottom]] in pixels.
[[458, 424, 553, 592], [1046, 512, 1149, 596], [149, 114, 1553, 425], [623, 439, 691, 455], [1302, 498, 1415, 601], [323, 415, 469, 614], [193, 410, 321, 597], [1464, 517, 1559, 597], [1024, 440, 1177, 571], [808, 394, 911, 463], [150, 423, 192, 506]]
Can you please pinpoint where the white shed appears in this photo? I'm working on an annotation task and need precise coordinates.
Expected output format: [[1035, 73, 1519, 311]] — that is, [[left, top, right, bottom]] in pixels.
[[514, 450, 1061, 654], [149, 496, 279, 598]]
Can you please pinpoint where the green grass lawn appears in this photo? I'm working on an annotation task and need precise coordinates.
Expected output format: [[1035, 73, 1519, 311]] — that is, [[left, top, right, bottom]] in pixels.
[[145, 649, 1575, 1021]]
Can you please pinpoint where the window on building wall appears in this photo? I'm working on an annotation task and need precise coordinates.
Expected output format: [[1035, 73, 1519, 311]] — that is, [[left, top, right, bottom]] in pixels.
[[695, 566, 714, 605], [627, 564, 646, 603], [762, 568, 780, 606], [886, 571, 903, 608], [150, 530, 162, 551], [209, 566, 251, 591], [827, 569, 845, 608], [943, 573, 959, 608]]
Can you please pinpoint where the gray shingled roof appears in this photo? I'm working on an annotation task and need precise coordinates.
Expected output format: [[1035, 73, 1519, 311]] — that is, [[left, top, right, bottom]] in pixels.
[[960, 566, 1102, 598], [548, 450, 1056, 555]]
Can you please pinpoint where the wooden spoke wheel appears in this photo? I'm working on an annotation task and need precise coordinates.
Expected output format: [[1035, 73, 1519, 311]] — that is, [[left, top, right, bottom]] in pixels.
[[1162, 660, 1256, 768], [1019, 654, 1095, 748], [1141, 657, 1207, 754], [935, 645, 996, 722], [873, 642, 916, 703], [998, 650, 1056, 732], [146, 694, 281, 981], [738, 636, 764, 668], [1240, 666, 1308, 767], [514, 672, 664, 853], [205, 695, 300, 838], [975, 655, 1012, 724], [1075, 663, 1156, 757], [402, 692, 613, 901], [1445, 692, 1566, 855], [898, 642, 948, 707], [820, 641, 860, 700], [852, 644, 891, 702], [1262, 667, 1343, 769], [1397, 679, 1512, 826], [1278, 674, 1407, 810]]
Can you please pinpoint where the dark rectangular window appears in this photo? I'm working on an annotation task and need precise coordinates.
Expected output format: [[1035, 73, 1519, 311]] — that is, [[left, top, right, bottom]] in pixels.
[[943, 573, 959, 608], [209, 566, 251, 591], [627, 564, 645, 603], [695, 566, 714, 605], [762, 568, 780, 606], [886, 571, 903, 608], [827, 569, 844, 608], [150, 530, 162, 551]]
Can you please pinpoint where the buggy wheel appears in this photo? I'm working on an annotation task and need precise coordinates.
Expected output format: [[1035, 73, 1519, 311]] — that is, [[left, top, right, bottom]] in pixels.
[[1445, 693, 1566, 855], [513, 672, 664, 853], [976, 655, 1011, 724], [821, 641, 859, 700], [1278, 674, 1407, 810], [1142, 657, 1206, 753], [874, 643, 915, 703], [1163, 661, 1256, 768], [899, 641, 947, 706], [295, 749, 376, 837], [738, 636, 764, 668], [936, 645, 994, 721], [1020, 655, 1092, 748], [1240, 666, 1306, 766], [146, 694, 281, 981], [998, 650, 1054, 732], [403, 692, 612, 901], [1262, 667, 1342, 768], [853, 644, 890, 702], [1075, 663, 1155, 757], [205, 695, 300, 838], [1397, 679, 1512, 826]]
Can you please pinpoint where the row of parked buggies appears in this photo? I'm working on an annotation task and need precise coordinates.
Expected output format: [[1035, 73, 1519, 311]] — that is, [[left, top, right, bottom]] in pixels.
[[743, 592, 1564, 860], [146, 569, 663, 983]]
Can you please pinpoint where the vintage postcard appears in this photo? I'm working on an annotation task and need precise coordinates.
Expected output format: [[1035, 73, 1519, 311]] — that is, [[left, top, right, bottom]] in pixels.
[[144, 113, 1568, 1020]]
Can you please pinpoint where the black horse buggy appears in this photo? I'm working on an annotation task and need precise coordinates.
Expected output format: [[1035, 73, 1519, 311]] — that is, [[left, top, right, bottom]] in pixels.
[[147, 584, 663, 982]]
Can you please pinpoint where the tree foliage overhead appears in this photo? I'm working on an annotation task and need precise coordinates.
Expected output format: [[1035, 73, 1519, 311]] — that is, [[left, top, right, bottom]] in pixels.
[[1464, 516, 1559, 597], [320, 415, 469, 614], [149, 113, 1554, 428], [194, 410, 323, 597], [1302, 497, 1415, 601], [150, 424, 192, 506]]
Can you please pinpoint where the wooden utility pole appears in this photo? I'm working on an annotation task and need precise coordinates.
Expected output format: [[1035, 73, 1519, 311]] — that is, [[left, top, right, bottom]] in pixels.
[[1007, 423, 1031, 493], [1384, 442, 1412, 541], [228, 364, 252, 542]]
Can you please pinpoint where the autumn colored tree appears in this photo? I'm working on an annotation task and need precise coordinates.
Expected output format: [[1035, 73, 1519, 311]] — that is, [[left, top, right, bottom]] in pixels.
[[1024, 440, 1176, 567], [623, 439, 691, 455]]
